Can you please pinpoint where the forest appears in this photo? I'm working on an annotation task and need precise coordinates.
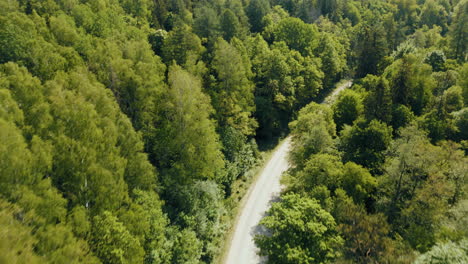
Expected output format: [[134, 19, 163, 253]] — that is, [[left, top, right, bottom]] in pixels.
[[0, 0, 466, 263]]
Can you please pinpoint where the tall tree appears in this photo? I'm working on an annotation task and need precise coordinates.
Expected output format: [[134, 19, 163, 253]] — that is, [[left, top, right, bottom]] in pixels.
[[220, 9, 241, 41], [152, 65, 225, 187], [246, 0, 271, 32], [333, 89, 364, 131], [162, 23, 205, 66], [354, 12, 389, 77], [210, 38, 257, 136], [363, 75, 393, 124], [448, 0, 467, 62]]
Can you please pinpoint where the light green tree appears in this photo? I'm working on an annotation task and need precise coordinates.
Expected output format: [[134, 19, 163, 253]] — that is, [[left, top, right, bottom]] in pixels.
[[211, 38, 257, 136], [255, 193, 343, 263]]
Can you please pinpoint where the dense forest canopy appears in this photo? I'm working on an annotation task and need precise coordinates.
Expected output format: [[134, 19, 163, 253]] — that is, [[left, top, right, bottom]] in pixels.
[[0, 0, 467, 263]]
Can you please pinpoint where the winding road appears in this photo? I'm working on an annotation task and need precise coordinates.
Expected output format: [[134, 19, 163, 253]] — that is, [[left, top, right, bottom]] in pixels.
[[224, 80, 352, 264]]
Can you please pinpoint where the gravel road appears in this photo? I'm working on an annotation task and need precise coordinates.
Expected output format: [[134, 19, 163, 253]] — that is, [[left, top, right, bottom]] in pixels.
[[224, 80, 352, 264]]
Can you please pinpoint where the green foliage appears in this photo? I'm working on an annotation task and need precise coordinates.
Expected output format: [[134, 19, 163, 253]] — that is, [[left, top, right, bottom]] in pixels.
[[220, 9, 241, 41], [414, 239, 468, 264], [246, 0, 270, 32], [174, 181, 226, 262], [419, 0, 449, 32], [286, 153, 344, 194], [0, 12, 70, 80], [420, 107, 457, 143], [448, 0, 467, 62], [289, 102, 336, 165], [162, 23, 204, 65], [339, 119, 393, 173], [0, 199, 43, 264], [453, 108, 468, 140], [268, 17, 319, 56], [255, 193, 343, 263], [377, 125, 465, 251], [123, 190, 169, 264], [315, 33, 348, 87], [444, 86, 464, 113], [220, 126, 259, 189], [152, 65, 224, 187], [391, 104, 415, 131], [458, 63, 468, 105], [384, 54, 435, 115], [246, 35, 324, 138], [333, 191, 397, 263], [341, 162, 377, 204], [193, 6, 220, 40], [363, 75, 393, 124], [1, 0, 467, 263], [211, 38, 257, 136], [333, 89, 363, 131], [424, 50, 447, 72], [169, 228, 203, 264], [91, 211, 144, 264], [354, 13, 390, 77]]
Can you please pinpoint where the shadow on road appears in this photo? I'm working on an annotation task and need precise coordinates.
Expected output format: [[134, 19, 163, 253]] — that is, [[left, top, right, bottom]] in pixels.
[[249, 192, 283, 264]]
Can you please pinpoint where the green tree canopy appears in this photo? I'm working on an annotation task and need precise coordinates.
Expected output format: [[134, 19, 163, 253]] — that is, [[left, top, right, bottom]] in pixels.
[[255, 193, 343, 264]]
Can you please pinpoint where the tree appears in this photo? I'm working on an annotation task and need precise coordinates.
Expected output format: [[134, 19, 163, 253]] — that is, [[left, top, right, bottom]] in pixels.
[[414, 239, 468, 264], [424, 50, 447, 72], [127, 190, 170, 264], [355, 13, 389, 77], [289, 102, 335, 166], [91, 211, 144, 264], [341, 162, 377, 204], [315, 33, 347, 87], [391, 104, 414, 131], [247, 36, 323, 138], [443, 86, 464, 113], [420, 103, 457, 143], [419, 0, 449, 33], [448, 0, 467, 62], [333, 89, 363, 131], [220, 126, 259, 191], [363, 75, 393, 124], [339, 119, 393, 173], [162, 23, 204, 65], [220, 9, 241, 41], [384, 54, 435, 115], [0, 12, 68, 80], [453, 107, 468, 140], [285, 154, 344, 194], [333, 190, 397, 263], [151, 65, 224, 187], [255, 193, 343, 264], [211, 38, 257, 136], [169, 228, 202, 264], [377, 125, 462, 251], [317, 0, 339, 17], [0, 199, 43, 264], [246, 0, 270, 32], [269, 17, 319, 56], [193, 6, 220, 40], [173, 181, 226, 262]]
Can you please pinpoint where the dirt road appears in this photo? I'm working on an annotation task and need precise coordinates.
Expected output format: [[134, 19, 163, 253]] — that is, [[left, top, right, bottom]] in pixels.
[[224, 80, 352, 264]]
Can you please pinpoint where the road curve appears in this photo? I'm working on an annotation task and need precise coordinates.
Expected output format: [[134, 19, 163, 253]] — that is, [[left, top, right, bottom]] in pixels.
[[224, 80, 352, 264]]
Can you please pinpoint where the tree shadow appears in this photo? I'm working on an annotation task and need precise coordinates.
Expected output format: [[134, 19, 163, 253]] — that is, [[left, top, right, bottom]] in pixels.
[[249, 193, 283, 264]]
